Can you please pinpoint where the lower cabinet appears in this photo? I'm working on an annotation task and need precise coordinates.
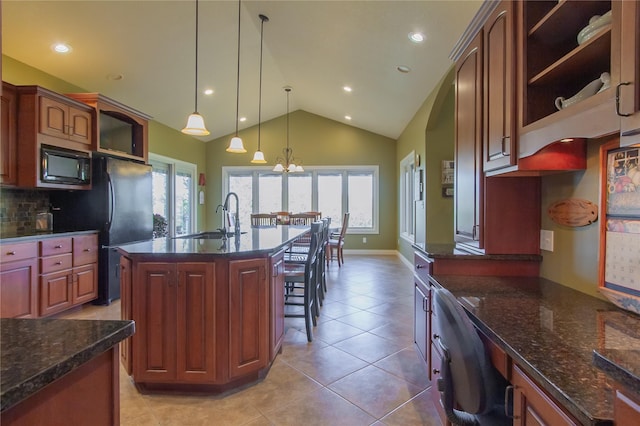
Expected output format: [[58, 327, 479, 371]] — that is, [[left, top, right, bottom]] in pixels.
[[512, 364, 579, 426], [0, 242, 38, 318], [40, 270, 73, 316], [270, 249, 286, 359], [615, 388, 640, 424], [134, 262, 216, 383], [414, 277, 429, 366], [120, 256, 133, 375], [228, 258, 269, 379]]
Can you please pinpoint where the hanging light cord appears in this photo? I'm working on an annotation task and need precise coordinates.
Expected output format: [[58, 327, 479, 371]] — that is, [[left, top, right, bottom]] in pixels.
[[286, 88, 291, 162], [194, 0, 200, 113], [234, 0, 241, 136], [257, 14, 268, 150]]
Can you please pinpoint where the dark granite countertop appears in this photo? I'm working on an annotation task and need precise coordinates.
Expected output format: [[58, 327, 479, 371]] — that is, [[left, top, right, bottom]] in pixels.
[[0, 318, 135, 412], [118, 225, 308, 259], [413, 242, 542, 262], [429, 275, 640, 425], [0, 229, 99, 243]]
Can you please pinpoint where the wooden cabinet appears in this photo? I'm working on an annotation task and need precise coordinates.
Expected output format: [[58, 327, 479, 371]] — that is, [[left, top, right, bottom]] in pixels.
[[454, 30, 484, 249], [1, 82, 18, 186], [16, 86, 93, 190], [270, 249, 286, 359], [66, 92, 151, 163], [512, 364, 579, 425], [228, 258, 269, 380], [413, 251, 432, 367], [38, 96, 92, 146], [38, 234, 98, 317], [120, 256, 133, 374], [134, 262, 216, 383], [0, 242, 38, 318], [615, 388, 640, 424], [484, 0, 517, 172], [619, 0, 640, 147]]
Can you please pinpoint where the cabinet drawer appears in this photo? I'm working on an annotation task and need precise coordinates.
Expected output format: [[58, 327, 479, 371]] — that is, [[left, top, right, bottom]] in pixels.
[[414, 251, 433, 283], [1, 242, 37, 263], [73, 234, 98, 266], [40, 237, 72, 256], [478, 329, 510, 380], [40, 253, 73, 274]]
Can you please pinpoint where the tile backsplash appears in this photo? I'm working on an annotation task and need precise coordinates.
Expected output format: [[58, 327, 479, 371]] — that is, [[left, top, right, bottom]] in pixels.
[[0, 188, 51, 236]]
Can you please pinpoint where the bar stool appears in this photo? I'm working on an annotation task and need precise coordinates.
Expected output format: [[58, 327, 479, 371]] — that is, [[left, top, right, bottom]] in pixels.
[[283, 221, 322, 342]]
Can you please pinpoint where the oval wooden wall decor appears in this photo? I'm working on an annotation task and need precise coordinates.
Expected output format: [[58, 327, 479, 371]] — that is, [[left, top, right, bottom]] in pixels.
[[548, 198, 598, 227]]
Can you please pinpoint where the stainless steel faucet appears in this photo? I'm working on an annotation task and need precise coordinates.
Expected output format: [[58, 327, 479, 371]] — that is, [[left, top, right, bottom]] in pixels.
[[221, 192, 240, 236]]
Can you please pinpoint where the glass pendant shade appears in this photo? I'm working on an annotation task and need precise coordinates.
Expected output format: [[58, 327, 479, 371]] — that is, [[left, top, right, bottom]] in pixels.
[[251, 150, 266, 164], [226, 136, 246, 153], [287, 163, 297, 173], [273, 163, 284, 172], [182, 112, 210, 136], [295, 165, 304, 172]]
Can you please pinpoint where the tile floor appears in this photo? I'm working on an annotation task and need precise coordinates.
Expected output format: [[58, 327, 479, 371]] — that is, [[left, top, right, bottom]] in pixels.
[[59, 254, 443, 425]]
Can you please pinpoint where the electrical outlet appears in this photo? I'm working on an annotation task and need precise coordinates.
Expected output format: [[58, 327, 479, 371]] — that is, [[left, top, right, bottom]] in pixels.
[[362, 237, 367, 244], [540, 230, 554, 252]]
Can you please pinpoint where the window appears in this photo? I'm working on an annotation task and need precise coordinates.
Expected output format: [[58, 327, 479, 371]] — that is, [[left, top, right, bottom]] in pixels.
[[224, 166, 378, 234], [400, 151, 415, 242], [150, 153, 197, 237]]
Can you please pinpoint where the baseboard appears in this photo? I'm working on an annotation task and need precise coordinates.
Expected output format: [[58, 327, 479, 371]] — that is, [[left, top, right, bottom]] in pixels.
[[340, 250, 414, 271]]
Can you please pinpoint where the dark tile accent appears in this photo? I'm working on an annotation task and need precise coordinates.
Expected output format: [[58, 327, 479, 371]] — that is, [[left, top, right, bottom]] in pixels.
[[0, 188, 50, 236]]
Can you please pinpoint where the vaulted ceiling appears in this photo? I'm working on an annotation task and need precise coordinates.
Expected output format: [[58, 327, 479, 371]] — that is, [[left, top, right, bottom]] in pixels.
[[2, 1, 481, 141]]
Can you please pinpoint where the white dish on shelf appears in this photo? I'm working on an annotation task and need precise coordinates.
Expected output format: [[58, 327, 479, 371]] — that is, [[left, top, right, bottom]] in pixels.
[[555, 72, 609, 110], [577, 10, 612, 45]]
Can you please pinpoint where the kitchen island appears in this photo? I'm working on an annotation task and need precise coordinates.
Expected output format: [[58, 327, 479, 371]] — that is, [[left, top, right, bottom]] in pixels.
[[0, 318, 134, 425], [117, 226, 308, 394]]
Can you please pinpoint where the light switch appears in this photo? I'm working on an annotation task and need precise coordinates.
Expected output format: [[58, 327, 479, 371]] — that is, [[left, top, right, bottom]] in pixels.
[[540, 229, 554, 252]]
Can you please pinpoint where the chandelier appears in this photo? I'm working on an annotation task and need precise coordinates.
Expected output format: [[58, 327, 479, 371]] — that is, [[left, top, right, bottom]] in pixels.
[[273, 87, 304, 172]]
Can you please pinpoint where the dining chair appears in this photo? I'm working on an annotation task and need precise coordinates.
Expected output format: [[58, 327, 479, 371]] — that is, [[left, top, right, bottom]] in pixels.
[[250, 213, 277, 227], [289, 213, 317, 226], [272, 211, 291, 225], [283, 221, 323, 342], [326, 212, 349, 266]]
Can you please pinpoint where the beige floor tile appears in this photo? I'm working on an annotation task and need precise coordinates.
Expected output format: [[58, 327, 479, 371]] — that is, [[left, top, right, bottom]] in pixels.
[[262, 387, 376, 426], [333, 332, 406, 364], [334, 310, 390, 331], [328, 365, 424, 419], [312, 319, 366, 345], [380, 389, 443, 426], [373, 347, 430, 389], [281, 345, 368, 385]]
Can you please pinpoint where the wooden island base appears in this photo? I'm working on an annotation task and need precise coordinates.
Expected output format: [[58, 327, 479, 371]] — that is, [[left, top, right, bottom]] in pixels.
[[117, 228, 306, 395]]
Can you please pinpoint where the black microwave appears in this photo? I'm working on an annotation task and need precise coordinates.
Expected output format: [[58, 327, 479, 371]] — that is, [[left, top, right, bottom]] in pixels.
[[41, 145, 91, 185]]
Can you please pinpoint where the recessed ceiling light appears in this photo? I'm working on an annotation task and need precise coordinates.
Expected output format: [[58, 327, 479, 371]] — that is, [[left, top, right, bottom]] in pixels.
[[239, 117, 247, 122], [397, 65, 411, 73], [345, 115, 352, 121], [52, 43, 72, 53], [343, 86, 352, 93], [204, 89, 214, 95], [408, 32, 425, 43]]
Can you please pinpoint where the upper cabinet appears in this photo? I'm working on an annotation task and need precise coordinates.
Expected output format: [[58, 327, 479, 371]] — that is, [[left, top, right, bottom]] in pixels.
[[66, 93, 151, 163], [518, 0, 640, 154], [484, 1, 517, 172], [16, 86, 94, 190], [1, 82, 18, 186], [619, 0, 640, 147]]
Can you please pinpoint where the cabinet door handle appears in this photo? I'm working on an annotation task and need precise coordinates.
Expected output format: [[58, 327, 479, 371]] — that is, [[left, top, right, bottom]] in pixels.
[[616, 82, 632, 117], [83, 248, 91, 252], [416, 264, 425, 269], [501, 136, 509, 156], [6, 251, 16, 256], [433, 333, 440, 340], [504, 385, 514, 418], [432, 368, 440, 375], [54, 261, 63, 265]]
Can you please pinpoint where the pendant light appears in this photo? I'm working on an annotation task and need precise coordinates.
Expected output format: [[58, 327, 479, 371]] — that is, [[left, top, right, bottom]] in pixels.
[[182, 0, 210, 136], [251, 14, 269, 164], [226, 0, 246, 153], [273, 87, 304, 173]]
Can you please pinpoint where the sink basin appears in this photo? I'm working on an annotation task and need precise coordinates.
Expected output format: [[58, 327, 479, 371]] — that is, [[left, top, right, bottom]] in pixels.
[[175, 231, 247, 240]]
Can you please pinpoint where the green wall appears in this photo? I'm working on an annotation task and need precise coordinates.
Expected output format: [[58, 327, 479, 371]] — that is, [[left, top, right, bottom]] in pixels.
[[539, 138, 611, 299], [2, 55, 208, 230], [204, 110, 397, 250], [395, 66, 455, 262]]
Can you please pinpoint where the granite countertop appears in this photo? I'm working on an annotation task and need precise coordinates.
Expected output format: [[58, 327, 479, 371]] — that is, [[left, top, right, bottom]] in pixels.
[[0, 229, 99, 243], [413, 242, 542, 262], [118, 225, 308, 258], [429, 274, 640, 425], [0, 318, 135, 412]]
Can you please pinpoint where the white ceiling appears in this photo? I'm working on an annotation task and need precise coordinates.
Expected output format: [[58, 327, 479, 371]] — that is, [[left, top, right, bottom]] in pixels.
[[2, 0, 481, 141]]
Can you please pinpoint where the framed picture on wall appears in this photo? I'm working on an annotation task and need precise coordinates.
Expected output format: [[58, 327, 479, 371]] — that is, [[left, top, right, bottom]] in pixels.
[[441, 160, 454, 184]]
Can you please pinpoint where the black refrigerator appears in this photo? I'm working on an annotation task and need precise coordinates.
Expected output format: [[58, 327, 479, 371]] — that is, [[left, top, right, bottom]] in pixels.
[[51, 153, 153, 304]]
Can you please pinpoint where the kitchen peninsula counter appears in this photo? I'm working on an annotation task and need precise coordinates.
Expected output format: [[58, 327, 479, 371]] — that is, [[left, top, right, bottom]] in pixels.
[[430, 274, 640, 425], [1, 318, 134, 425], [117, 225, 308, 395]]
